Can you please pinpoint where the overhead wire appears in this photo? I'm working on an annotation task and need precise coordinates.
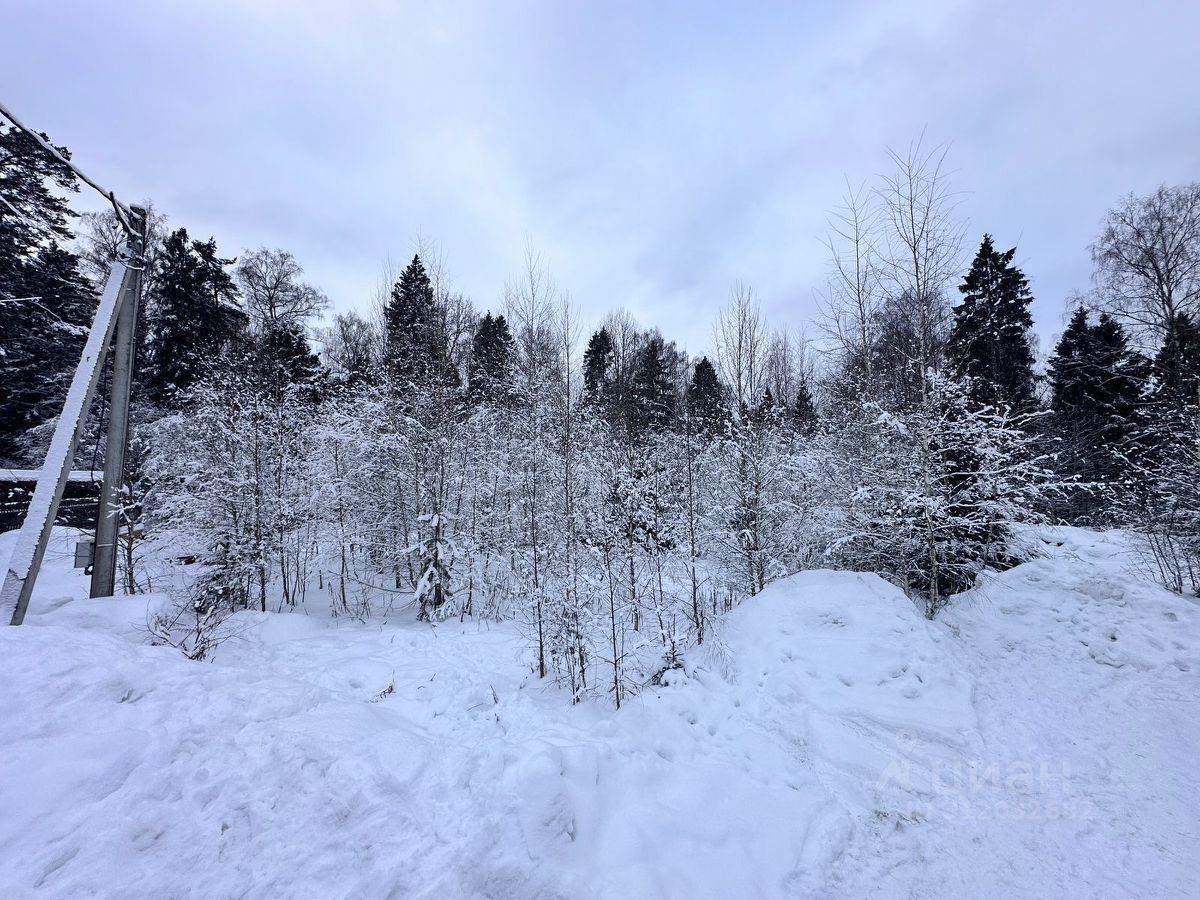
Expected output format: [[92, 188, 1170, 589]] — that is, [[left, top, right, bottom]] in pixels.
[[0, 97, 140, 239]]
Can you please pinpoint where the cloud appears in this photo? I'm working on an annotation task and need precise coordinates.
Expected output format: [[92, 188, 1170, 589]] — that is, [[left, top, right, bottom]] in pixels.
[[3, 0, 1197, 353]]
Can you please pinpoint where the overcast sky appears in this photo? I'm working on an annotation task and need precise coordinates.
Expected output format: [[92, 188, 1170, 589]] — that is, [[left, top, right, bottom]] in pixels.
[[4, 0, 1198, 353]]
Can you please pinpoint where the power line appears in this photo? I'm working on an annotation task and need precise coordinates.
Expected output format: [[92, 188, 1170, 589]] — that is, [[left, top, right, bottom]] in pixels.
[[0, 97, 140, 238], [0, 99, 148, 620]]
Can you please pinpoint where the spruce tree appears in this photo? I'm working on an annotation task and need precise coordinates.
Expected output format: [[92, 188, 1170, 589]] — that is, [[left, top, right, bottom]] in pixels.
[[0, 124, 96, 464], [0, 124, 77, 274], [686, 356, 726, 438], [1155, 314, 1200, 408], [1087, 314, 1147, 452], [1048, 308, 1146, 519], [257, 320, 323, 401], [947, 234, 1037, 411], [1047, 308, 1092, 416], [384, 254, 448, 390], [1118, 313, 1200, 592], [751, 388, 778, 427], [0, 248, 96, 465], [791, 381, 817, 432], [143, 228, 245, 407], [468, 312, 515, 403], [582, 327, 614, 405], [629, 333, 677, 435]]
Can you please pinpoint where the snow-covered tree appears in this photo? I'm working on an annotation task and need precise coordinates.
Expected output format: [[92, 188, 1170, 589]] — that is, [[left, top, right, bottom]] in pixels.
[[143, 228, 246, 407], [0, 123, 96, 465], [947, 234, 1038, 412], [833, 373, 1058, 616], [1047, 307, 1147, 521]]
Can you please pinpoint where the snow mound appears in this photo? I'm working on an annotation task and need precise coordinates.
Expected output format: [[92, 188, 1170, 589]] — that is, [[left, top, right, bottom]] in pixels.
[[873, 526, 1200, 898], [1, 527, 1198, 898], [724, 569, 974, 744]]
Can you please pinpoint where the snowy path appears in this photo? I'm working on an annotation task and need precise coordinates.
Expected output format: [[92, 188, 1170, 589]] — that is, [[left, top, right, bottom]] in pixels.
[[935, 530, 1200, 898], [0, 528, 1197, 898], [823, 528, 1200, 898]]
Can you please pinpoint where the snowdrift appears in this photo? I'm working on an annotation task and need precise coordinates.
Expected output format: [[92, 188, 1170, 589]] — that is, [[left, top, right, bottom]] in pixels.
[[0, 527, 1197, 898]]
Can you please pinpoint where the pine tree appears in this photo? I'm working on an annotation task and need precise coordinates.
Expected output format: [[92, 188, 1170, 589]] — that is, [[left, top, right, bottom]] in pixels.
[[143, 228, 245, 407], [686, 356, 725, 438], [0, 124, 96, 464], [468, 312, 515, 403], [947, 234, 1037, 411]]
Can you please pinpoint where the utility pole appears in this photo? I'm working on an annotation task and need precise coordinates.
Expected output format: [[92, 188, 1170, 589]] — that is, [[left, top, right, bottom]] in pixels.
[[90, 208, 147, 598], [1, 251, 132, 625], [0, 98, 146, 625]]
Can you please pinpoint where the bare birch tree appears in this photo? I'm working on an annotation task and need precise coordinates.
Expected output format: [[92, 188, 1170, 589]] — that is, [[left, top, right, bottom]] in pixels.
[[506, 241, 558, 677], [818, 179, 883, 393], [713, 282, 767, 411], [1092, 182, 1200, 349], [876, 137, 964, 403], [875, 137, 965, 613]]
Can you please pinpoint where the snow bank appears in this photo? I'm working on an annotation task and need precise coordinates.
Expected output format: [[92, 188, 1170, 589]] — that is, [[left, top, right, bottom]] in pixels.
[[1, 527, 1197, 898], [0, 527, 91, 618]]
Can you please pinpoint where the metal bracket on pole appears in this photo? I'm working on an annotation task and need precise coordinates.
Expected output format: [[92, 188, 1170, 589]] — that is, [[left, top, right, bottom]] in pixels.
[[90, 208, 146, 599], [1, 247, 132, 626]]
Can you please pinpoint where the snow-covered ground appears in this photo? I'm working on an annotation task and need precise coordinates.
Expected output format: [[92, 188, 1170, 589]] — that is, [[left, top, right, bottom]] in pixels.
[[1, 527, 1197, 898]]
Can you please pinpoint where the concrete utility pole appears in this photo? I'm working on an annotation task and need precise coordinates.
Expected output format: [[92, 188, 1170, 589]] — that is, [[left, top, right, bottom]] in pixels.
[[1, 251, 132, 625], [0, 98, 147, 625], [90, 209, 146, 599]]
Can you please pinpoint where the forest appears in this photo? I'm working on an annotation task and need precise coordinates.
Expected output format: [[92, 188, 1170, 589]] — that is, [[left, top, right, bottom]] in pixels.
[[2, 122, 1198, 707]]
